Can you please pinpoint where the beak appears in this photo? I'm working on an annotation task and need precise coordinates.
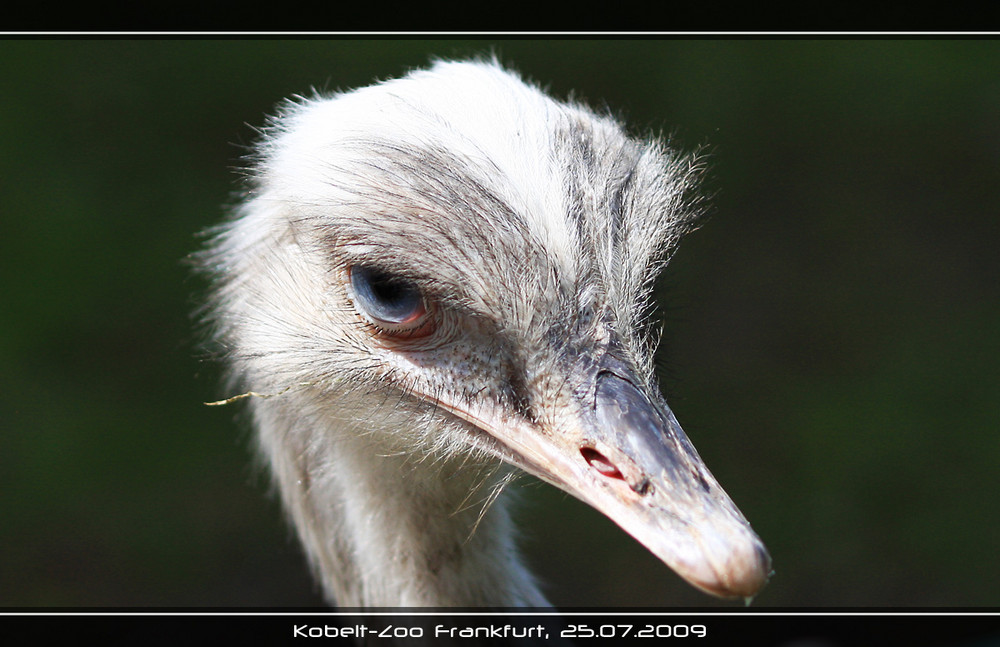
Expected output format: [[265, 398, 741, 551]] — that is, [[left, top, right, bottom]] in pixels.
[[439, 348, 772, 600], [579, 351, 770, 598]]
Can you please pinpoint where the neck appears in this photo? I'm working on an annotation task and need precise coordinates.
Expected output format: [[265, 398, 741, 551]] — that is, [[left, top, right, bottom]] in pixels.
[[251, 395, 550, 608]]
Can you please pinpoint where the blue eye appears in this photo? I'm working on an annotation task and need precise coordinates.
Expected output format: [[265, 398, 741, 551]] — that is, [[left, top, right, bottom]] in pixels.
[[349, 265, 430, 335]]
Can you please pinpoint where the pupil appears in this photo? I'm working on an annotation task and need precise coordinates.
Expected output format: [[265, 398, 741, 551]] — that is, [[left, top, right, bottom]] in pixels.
[[371, 275, 408, 302]]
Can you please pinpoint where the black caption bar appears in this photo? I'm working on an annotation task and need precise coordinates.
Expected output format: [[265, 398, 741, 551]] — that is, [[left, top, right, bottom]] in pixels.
[[2, 612, 999, 646]]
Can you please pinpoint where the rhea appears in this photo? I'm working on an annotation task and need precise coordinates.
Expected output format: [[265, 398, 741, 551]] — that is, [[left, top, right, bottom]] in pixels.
[[199, 59, 771, 607]]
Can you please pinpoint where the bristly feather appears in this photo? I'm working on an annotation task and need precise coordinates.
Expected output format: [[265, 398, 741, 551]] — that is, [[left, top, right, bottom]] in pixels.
[[196, 57, 707, 607]]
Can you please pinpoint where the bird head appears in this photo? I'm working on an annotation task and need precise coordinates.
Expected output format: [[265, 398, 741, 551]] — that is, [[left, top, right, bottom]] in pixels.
[[204, 59, 771, 600]]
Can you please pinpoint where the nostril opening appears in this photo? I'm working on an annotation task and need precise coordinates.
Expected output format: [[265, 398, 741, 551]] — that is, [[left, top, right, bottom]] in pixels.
[[581, 447, 624, 480]]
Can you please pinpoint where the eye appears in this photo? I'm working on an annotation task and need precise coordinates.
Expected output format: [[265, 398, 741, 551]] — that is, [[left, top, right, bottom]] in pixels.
[[348, 265, 432, 337]]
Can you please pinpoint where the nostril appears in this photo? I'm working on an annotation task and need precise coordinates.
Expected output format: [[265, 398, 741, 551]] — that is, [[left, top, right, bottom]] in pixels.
[[581, 447, 624, 480]]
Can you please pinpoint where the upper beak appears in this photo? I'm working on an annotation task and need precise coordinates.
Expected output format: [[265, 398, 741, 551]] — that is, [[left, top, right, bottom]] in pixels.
[[440, 347, 772, 600]]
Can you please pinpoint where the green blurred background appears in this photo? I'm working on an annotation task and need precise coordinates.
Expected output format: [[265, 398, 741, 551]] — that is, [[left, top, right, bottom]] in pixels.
[[2, 38, 998, 608]]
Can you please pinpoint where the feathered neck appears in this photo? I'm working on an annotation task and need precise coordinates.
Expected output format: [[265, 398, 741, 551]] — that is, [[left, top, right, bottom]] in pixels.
[[250, 389, 549, 608]]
